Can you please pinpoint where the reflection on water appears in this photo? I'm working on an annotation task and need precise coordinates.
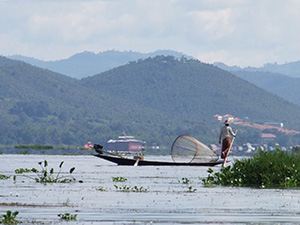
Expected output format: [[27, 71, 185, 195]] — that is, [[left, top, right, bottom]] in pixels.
[[1, 154, 300, 224]]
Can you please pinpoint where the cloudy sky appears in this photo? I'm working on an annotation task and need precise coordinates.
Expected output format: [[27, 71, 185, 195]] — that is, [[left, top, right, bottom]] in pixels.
[[0, 0, 299, 67]]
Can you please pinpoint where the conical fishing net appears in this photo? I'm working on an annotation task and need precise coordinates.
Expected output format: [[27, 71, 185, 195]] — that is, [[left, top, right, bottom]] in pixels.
[[171, 134, 219, 163]]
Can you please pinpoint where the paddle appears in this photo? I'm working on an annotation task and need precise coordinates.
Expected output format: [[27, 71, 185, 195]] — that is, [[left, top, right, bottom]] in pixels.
[[222, 129, 238, 168], [134, 158, 140, 166]]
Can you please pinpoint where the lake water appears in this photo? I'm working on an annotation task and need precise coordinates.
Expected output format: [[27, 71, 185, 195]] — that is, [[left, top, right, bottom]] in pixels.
[[1, 154, 300, 224]]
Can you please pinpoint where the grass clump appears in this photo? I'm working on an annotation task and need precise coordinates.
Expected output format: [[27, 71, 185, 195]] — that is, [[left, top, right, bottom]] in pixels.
[[202, 150, 300, 188]]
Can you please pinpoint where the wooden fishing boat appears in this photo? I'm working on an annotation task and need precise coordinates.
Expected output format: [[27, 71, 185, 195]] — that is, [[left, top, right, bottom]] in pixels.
[[92, 133, 224, 166], [93, 153, 222, 166]]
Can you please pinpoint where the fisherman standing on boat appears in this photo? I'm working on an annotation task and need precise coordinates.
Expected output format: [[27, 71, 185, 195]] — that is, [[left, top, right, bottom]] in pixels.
[[219, 120, 236, 159]]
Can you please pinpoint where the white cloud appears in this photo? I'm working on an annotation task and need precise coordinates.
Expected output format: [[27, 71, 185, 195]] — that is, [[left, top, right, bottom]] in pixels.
[[0, 0, 300, 66]]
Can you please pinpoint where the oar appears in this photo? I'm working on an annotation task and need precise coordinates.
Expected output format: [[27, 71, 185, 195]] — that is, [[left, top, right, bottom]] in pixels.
[[134, 158, 140, 166], [222, 129, 238, 168]]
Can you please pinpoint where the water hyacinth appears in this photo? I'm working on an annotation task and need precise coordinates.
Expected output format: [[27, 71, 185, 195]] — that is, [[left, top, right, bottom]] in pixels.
[[14, 160, 76, 183], [202, 150, 300, 188]]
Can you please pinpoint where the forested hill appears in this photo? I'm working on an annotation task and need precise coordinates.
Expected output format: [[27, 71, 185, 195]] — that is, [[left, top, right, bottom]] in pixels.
[[1, 55, 300, 147], [0, 56, 176, 146], [232, 70, 300, 107], [81, 56, 300, 129]]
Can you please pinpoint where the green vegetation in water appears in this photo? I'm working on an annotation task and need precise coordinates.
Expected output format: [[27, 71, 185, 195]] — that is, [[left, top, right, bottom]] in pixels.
[[202, 150, 300, 188], [178, 178, 196, 192], [14, 145, 54, 150], [15, 168, 32, 174], [180, 177, 190, 184], [58, 213, 77, 221], [14, 160, 76, 183], [114, 184, 148, 192], [187, 186, 197, 192], [0, 174, 10, 180], [97, 187, 106, 192], [0, 210, 19, 224], [112, 176, 127, 182]]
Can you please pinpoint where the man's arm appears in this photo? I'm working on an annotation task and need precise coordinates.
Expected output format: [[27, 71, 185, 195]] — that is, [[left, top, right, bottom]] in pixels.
[[229, 127, 236, 137]]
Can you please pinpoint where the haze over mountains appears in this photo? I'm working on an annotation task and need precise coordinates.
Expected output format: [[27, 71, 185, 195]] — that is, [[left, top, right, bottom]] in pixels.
[[214, 61, 300, 78], [9, 50, 300, 79], [1, 54, 300, 148], [9, 50, 193, 80]]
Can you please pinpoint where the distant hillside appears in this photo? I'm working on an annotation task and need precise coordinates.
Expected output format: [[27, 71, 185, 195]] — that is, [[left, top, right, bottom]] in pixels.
[[9, 50, 193, 79], [2, 55, 300, 148], [232, 71, 300, 107], [214, 61, 300, 78], [82, 56, 300, 127], [0, 56, 178, 146]]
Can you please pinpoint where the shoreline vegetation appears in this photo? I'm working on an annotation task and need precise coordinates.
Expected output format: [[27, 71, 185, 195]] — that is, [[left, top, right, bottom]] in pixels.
[[0, 144, 90, 155], [13, 144, 85, 150], [203, 149, 300, 188], [14, 145, 54, 150], [0, 144, 86, 150]]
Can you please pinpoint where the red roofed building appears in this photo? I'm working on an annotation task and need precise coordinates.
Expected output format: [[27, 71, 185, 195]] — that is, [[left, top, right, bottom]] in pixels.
[[261, 133, 276, 142]]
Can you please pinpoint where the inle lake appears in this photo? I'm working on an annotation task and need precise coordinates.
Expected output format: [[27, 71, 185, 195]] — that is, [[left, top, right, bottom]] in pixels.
[[1, 153, 300, 224]]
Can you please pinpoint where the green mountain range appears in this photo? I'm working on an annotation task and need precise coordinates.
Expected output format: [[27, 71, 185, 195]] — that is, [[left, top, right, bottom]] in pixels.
[[1, 55, 300, 149]]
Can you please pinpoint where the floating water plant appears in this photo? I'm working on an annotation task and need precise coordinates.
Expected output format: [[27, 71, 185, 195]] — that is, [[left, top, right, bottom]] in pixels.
[[15, 168, 32, 174], [187, 186, 197, 192], [112, 176, 127, 182], [97, 187, 106, 192], [58, 213, 77, 221], [132, 185, 148, 192], [0, 174, 10, 180], [114, 184, 148, 192], [180, 177, 190, 184], [14, 160, 76, 183], [1, 210, 19, 224], [202, 150, 300, 188], [114, 184, 131, 192]]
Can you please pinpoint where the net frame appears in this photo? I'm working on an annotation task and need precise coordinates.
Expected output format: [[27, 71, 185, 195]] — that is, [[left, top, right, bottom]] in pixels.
[[171, 134, 218, 163]]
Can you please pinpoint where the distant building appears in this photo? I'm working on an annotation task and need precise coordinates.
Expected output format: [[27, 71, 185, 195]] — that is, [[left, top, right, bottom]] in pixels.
[[233, 117, 242, 122], [222, 114, 234, 123], [264, 122, 283, 128], [261, 133, 276, 142], [214, 114, 222, 121]]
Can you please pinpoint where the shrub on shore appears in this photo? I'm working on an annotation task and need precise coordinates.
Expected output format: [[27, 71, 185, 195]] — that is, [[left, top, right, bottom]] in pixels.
[[203, 150, 300, 188]]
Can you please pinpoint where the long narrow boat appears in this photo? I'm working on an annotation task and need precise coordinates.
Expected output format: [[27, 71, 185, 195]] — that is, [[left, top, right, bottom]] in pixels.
[[93, 153, 223, 166]]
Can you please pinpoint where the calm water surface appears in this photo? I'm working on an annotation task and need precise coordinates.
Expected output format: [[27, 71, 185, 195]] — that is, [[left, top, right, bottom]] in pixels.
[[1, 154, 300, 224]]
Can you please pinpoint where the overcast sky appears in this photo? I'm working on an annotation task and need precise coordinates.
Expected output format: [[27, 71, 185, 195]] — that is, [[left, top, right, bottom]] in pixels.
[[0, 0, 299, 67]]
